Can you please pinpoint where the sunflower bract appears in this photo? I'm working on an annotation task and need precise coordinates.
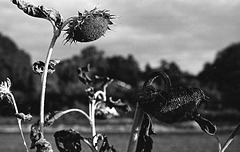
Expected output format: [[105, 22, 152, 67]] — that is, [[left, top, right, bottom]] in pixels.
[[65, 8, 114, 43]]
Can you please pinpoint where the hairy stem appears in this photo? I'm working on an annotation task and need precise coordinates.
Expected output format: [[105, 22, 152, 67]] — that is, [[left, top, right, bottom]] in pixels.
[[127, 103, 144, 152]]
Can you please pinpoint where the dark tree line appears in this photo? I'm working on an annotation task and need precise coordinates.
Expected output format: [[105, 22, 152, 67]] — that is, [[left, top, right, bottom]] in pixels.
[[0, 32, 240, 116]]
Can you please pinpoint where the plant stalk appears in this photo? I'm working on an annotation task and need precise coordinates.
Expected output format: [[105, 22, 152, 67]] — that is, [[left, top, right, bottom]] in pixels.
[[39, 17, 77, 135], [10, 93, 29, 152], [127, 102, 144, 152], [60, 108, 92, 124], [39, 31, 59, 134], [90, 99, 96, 137]]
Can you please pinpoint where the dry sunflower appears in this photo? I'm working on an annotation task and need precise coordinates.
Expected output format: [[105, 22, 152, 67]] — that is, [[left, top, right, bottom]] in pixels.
[[65, 7, 114, 43]]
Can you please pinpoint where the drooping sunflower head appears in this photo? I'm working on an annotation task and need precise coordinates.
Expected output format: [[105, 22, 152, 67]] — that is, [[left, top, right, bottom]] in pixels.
[[65, 7, 114, 43]]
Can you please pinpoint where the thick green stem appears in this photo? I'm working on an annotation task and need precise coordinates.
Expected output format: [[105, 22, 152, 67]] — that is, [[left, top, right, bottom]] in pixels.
[[127, 103, 144, 152]]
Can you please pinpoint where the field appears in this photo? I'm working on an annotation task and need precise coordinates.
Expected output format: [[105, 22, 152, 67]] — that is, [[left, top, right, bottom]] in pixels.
[[0, 132, 239, 152]]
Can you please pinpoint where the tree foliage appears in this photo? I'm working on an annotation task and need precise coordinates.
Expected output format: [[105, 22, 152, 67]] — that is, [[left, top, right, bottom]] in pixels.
[[0, 33, 34, 115], [0, 32, 240, 116], [198, 43, 240, 110]]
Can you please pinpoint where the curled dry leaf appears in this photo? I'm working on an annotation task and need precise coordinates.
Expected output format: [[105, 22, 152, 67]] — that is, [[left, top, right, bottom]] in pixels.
[[15, 113, 32, 121], [32, 60, 60, 75], [77, 64, 92, 85], [136, 113, 155, 152], [30, 122, 42, 149], [35, 138, 53, 152], [54, 129, 84, 152], [94, 75, 113, 88], [44, 111, 65, 127], [11, 0, 63, 28], [95, 102, 119, 120], [0, 78, 12, 102], [93, 134, 117, 152], [107, 97, 131, 113]]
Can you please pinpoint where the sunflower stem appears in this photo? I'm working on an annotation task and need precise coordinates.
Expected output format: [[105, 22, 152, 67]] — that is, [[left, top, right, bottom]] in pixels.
[[39, 24, 61, 133], [127, 102, 144, 152]]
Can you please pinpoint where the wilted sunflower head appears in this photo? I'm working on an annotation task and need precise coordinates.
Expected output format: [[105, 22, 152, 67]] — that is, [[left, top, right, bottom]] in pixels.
[[65, 7, 114, 43]]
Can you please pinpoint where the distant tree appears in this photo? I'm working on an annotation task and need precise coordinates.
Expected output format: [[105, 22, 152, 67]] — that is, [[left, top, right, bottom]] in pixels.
[[198, 43, 240, 110], [0, 32, 34, 115], [106, 54, 141, 87]]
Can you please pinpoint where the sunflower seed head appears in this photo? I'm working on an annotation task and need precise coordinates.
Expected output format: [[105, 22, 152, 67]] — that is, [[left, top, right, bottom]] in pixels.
[[64, 8, 114, 43]]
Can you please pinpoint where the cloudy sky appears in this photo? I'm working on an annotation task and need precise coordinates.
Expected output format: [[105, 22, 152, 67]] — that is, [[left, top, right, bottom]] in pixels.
[[1, 0, 240, 75]]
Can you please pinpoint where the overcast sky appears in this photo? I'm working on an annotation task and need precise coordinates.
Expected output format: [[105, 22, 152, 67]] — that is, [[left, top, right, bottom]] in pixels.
[[1, 0, 240, 75]]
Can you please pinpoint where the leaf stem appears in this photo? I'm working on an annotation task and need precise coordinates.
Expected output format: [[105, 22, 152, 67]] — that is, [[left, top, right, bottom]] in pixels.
[[127, 102, 144, 152], [60, 108, 92, 124]]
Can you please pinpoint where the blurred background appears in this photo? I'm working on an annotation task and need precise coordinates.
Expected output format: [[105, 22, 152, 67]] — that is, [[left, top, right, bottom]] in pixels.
[[0, 0, 240, 151]]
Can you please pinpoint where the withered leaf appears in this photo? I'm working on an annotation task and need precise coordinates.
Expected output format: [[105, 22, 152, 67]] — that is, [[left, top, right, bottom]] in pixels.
[[11, 0, 63, 28], [54, 129, 84, 152], [15, 113, 32, 121], [93, 134, 117, 152], [35, 138, 53, 152], [32, 60, 60, 75], [77, 64, 92, 85], [107, 97, 131, 113], [44, 111, 64, 127], [30, 122, 42, 149], [136, 113, 156, 152]]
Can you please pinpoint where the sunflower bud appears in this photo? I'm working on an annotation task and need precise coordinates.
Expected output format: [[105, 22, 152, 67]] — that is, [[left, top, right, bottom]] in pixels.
[[65, 8, 114, 43]]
